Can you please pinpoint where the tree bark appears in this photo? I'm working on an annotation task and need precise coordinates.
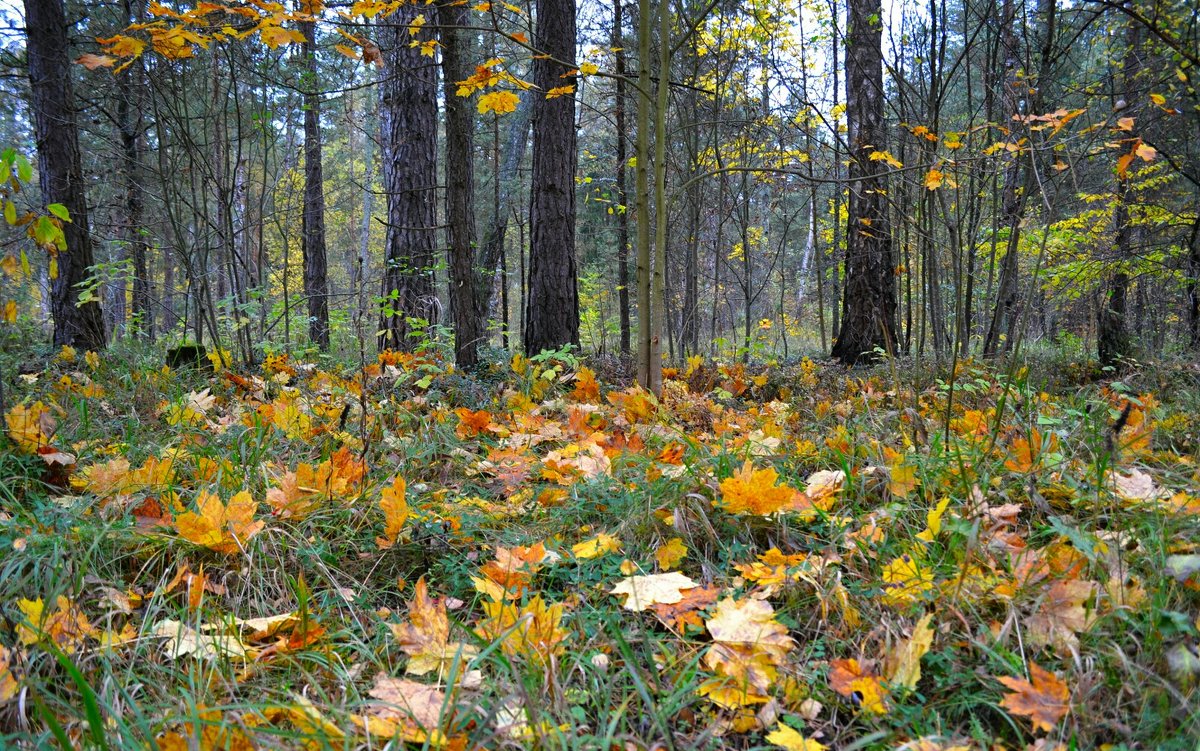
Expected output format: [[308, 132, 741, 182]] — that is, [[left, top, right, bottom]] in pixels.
[[24, 0, 107, 350], [614, 0, 632, 358], [440, 0, 482, 367], [301, 14, 330, 350], [378, 6, 440, 351], [830, 0, 896, 364], [523, 0, 579, 355]]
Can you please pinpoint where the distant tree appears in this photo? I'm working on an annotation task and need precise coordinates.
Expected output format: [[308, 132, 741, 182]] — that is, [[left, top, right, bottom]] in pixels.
[[24, 0, 108, 350]]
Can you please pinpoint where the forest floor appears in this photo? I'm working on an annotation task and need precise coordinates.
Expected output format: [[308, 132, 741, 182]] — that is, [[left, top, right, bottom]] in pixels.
[[0, 341, 1198, 750]]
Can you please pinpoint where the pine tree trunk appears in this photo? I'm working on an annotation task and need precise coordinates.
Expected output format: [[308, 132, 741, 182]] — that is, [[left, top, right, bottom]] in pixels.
[[378, 6, 439, 351], [24, 0, 107, 350], [301, 16, 330, 350], [523, 0, 579, 355], [440, 0, 481, 367]]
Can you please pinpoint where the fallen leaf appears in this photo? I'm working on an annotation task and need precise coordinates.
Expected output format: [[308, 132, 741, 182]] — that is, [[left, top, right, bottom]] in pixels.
[[654, 537, 688, 571], [610, 572, 699, 611], [766, 723, 826, 751], [829, 658, 889, 714], [998, 662, 1070, 732], [885, 613, 935, 690], [390, 577, 478, 678]]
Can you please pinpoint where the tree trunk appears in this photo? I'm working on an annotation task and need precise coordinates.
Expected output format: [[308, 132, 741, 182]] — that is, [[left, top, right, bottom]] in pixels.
[[378, 6, 440, 351], [614, 0, 632, 358], [1098, 16, 1140, 366], [118, 0, 151, 340], [523, 0, 579, 355], [440, 0, 481, 367], [24, 0, 107, 350], [830, 0, 896, 364], [301, 14, 330, 350]]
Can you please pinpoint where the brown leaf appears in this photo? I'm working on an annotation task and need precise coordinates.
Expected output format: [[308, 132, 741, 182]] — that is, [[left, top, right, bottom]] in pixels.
[[998, 662, 1070, 732]]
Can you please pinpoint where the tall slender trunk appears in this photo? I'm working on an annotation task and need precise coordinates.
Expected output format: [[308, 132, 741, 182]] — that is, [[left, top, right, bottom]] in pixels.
[[440, 0, 481, 367], [24, 0, 107, 350], [614, 0, 632, 358], [1098, 17, 1140, 366], [301, 14, 330, 350]]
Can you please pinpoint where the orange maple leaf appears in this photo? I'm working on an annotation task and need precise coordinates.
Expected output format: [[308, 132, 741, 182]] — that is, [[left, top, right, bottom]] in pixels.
[[998, 662, 1070, 732], [376, 476, 409, 549], [175, 490, 265, 555], [718, 461, 801, 516], [829, 658, 890, 714], [454, 408, 492, 438]]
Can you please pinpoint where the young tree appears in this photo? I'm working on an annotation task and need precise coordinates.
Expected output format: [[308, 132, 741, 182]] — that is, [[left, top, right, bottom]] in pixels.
[[523, 0, 579, 355], [24, 0, 108, 350], [378, 6, 440, 351], [830, 0, 896, 364]]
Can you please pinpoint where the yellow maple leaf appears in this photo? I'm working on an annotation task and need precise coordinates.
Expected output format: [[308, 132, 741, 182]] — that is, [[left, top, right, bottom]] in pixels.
[[476, 595, 568, 666], [390, 577, 478, 677], [16, 596, 96, 653], [881, 553, 935, 608], [259, 24, 305, 50], [572, 532, 621, 559], [175, 490, 265, 555], [924, 169, 944, 190], [545, 85, 575, 99], [868, 150, 903, 169], [579, 61, 599, 75], [478, 90, 520, 115], [654, 537, 688, 571], [5, 400, 54, 453], [765, 723, 826, 751], [376, 475, 409, 549], [916, 497, 952, 542]]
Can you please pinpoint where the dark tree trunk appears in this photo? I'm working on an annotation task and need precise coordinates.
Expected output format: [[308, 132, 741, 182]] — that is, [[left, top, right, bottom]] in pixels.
[[440, 0, 481, 367], [301, 15, 330, 350], [523, 0, 579, 355], [378, 6, 439, 351], [830, 0, 896, 365], [24, 0, 107, 350]]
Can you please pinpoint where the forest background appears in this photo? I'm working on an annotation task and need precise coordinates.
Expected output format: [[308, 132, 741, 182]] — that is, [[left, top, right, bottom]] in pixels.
[[1, 0, 1199, 749]]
